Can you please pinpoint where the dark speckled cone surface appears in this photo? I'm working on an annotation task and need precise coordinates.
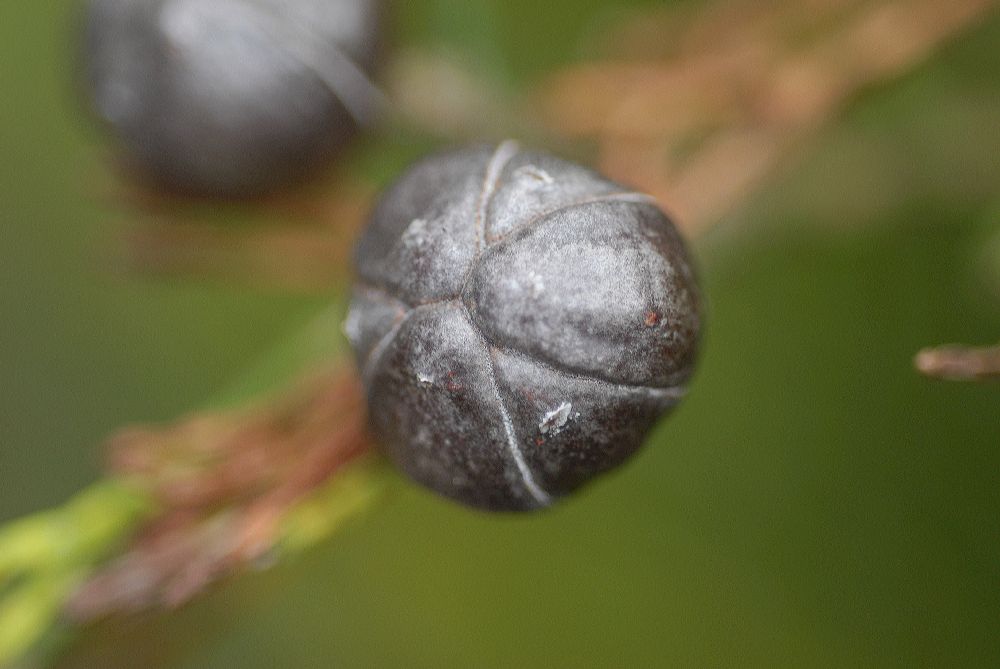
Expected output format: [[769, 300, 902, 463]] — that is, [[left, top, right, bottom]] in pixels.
[[347, 142, 702, 511]]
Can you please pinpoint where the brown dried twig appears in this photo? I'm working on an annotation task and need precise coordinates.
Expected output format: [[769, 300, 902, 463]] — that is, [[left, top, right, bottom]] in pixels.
[[67, 366, 373, 620], [111, 178, 374, 292], [537, 0, 999, 233], [914, 343, 1000, 381]]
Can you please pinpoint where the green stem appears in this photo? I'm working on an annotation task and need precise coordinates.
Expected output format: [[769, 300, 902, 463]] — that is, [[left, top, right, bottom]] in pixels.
[[0, 480, 154, 667]]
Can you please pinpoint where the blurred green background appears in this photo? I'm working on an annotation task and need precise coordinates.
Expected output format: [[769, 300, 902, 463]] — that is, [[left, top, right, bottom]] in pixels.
[[2, 1, 999, 667]]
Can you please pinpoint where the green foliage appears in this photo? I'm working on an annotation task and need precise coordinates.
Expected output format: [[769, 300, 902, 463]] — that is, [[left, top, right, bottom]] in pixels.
[[0, 482, 152, 665]]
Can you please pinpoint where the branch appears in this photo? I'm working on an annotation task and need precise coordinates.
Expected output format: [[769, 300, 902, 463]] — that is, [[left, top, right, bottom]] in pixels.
[[0, 366, 390, 668], [537, 0, 999, 233], [914, 343, 1000, 381]]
